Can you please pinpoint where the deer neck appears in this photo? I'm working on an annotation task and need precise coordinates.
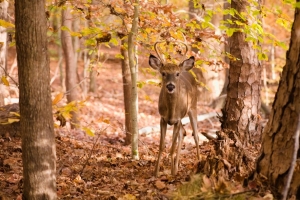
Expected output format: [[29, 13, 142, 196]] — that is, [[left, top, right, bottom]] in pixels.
[[159, 86, 187, 125]]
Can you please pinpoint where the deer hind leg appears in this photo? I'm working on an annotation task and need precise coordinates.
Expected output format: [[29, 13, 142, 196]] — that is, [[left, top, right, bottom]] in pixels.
[[170, 121, 183, 175], [154, 118, 167, 177], [188, 108, 200, 160]]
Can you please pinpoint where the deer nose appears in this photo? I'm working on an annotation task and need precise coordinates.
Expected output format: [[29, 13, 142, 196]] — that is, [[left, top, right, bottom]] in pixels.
[[166, 83, 175, 93]]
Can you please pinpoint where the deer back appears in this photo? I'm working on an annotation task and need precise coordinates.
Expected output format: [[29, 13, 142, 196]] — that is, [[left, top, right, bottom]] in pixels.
[[149, 55, 197, 125]]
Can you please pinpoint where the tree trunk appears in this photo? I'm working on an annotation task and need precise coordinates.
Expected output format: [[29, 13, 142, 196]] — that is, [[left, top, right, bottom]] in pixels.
[[256, 4, 300, 198], [221, 0, 262, 145], [219, 0, 230, 96], [128, 0, 139, 160], [61, 5, 79, 128], [121, 39, 132, 145], [15, 0, 56, 199], [0, 0, 9, 106]]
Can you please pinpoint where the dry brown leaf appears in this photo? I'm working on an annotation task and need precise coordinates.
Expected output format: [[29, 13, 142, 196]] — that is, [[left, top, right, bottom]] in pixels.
[[155, 180, 166, 190]]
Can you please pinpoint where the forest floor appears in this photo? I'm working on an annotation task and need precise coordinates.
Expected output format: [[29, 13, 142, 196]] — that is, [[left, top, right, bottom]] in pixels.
[[0, 47, 269, 199]]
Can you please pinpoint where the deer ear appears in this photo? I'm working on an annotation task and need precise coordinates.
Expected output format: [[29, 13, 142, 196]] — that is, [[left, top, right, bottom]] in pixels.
[[149, 54, 162, 70], [181, 56, 195, 71]]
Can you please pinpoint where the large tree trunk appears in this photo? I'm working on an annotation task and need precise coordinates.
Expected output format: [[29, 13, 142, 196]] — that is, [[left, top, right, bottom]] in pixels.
[[61, 5, 79, 128], [221, 0, 262, 145], [15, 0, 57, 199], [0, 0, 9, 106], [256, 4, 300, 199], [199, 0, 262, 182], [121, 39, 132, 145]]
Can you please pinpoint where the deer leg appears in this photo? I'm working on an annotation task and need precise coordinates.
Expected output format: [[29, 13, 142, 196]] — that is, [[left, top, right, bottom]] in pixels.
[[173, 122, 184, 175], [188, 109, 200, 160], [154, 118, 167, 177], [170, 122, 181, 175]]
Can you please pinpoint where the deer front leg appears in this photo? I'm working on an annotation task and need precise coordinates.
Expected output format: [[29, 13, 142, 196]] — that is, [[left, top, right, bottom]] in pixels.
[[170, 122, 182, 175], [188, 108, 200, 160], [154, 118, 167, 177], [174, 122, 184, 175]]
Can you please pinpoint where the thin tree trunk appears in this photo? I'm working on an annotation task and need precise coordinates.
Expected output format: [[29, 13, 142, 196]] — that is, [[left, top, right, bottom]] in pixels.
[[61, 5, 79, 128], [256, 4, 300, 198], [121, 39, 132, 145], [0, 0, 9, 106], [221, 0, 262, 145], [220, 0, 230, 96], [89, 69, 96, 93], [15, 0, 56, 199], [128, 0, 139, 160]]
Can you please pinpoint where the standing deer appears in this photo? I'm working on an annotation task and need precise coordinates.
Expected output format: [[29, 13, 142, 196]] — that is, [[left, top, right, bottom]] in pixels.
[[149, 43, 201, 177]]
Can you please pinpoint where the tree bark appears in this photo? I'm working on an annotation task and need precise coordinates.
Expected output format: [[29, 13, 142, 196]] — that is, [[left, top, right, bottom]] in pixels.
[[128, 0, 139, 160], [0, 0, 9, 106], [15, 0, 56, 199], [256, 4, 300, 198], [61, 5, 79, 128], [121, 39, 132, 145], [221, 0, 262, 145]]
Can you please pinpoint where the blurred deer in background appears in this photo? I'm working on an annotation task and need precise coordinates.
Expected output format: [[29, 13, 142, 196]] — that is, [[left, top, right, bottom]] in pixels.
[[149, 42, 200, 177]]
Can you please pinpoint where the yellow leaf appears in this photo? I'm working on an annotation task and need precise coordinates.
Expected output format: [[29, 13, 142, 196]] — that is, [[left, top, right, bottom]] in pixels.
[[103, 118, 110, 124], [1, 76, 9, 86], [0, 19, 15, 28], [10, 112, 20, 117], [73, 175, 84, 183], [144, 95, 152, 102], [82, 127, 95, 137], [122, 194, 137, 200], [52, 93, 64, 105], [8, 118, 20, 123], [70, 31, 82, 38]]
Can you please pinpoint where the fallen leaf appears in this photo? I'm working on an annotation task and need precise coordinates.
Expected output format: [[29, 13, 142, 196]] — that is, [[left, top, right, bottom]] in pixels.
[[155, 180, 166, 190], [121, 194, 137, 200]]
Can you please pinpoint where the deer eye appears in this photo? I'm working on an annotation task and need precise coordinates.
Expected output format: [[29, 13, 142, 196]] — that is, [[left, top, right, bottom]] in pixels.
[[176, 72, 180, 77], [162, 72, 166, 77]]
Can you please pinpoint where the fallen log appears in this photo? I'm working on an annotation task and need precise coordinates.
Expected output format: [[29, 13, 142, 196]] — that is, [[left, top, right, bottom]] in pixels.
[[138, 112, 218, 135]]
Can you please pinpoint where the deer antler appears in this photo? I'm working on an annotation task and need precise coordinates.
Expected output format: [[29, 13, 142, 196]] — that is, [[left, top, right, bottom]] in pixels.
[[154, 41, 165, 62], [176, 32, 189, 60], [177, 41, 188, 56]]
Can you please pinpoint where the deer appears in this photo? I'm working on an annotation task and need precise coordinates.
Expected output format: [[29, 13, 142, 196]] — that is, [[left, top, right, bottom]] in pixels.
[[149, 42, 201, 177]]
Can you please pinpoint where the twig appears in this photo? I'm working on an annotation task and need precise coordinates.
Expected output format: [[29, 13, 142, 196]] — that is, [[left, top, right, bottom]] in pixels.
[[79, 126, 109, 176], [0, 65, 19, 87], [282, 114, 300, 200], [50, 57, 63, 85]]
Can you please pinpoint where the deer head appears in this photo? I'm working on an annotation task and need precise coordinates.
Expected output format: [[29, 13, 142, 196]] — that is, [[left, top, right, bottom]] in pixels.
[[149, 43, 201, 177], [149, 54, 195, 94]]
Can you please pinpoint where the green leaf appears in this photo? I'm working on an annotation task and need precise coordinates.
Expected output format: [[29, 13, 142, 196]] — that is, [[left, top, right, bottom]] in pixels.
[[258, 52, 268, 61], [295, 2, 300, 8], [226, 28, 235, 37], [137, 81, 144, 88]]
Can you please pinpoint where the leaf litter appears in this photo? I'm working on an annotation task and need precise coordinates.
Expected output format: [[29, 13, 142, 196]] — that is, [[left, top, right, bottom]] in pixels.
[[0, 47, 271, 199]]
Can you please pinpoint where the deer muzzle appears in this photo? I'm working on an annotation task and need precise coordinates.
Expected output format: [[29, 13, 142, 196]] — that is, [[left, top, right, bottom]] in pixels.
[[166, 83, 175, 93]]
